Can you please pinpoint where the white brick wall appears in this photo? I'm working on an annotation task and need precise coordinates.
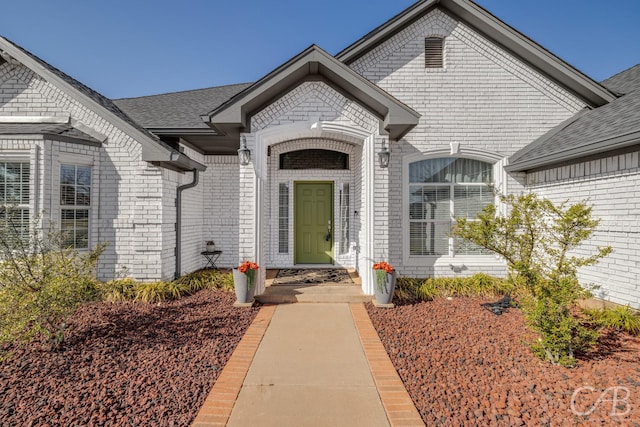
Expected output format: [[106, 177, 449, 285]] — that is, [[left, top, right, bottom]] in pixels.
[[526, 151, 640, 308], [0, 62, 169, 281], [349, 9, 587, 279]]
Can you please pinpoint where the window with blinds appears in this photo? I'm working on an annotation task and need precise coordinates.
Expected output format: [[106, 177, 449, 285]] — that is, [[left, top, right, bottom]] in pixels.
[[60, 164, 91, 249], [409, 157, 493, 256], [425, 37, 444, 68], [0, 161, 30, 241]]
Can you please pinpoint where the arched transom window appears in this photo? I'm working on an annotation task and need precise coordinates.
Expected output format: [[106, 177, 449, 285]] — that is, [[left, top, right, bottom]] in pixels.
[[409, 157, 493, 256]]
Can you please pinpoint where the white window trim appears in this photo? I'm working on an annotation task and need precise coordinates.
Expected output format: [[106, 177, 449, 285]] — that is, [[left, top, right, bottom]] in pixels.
[[59, 163, 92, 250], [0, 156, 32, 239], [402, 149, 508, 267]]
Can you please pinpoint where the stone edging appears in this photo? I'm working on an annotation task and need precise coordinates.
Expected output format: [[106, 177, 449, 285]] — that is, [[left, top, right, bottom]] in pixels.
[[191, 305, 276, 426], [350, 303, 425, 427]]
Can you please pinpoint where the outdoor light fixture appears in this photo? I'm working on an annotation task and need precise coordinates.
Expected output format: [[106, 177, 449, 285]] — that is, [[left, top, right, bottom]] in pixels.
[[378, 139, 390, 168], [238, 136, 251, 166]]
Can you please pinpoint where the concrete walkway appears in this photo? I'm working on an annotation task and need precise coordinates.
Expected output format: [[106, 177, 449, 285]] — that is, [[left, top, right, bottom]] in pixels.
[[192, 303, 424, 427], [227, 303, 388, 426]]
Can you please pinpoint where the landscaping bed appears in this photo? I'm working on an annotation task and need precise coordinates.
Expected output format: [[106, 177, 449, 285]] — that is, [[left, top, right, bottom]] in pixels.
[[367, 298, 640, 426], [0, 289, 259, 426]]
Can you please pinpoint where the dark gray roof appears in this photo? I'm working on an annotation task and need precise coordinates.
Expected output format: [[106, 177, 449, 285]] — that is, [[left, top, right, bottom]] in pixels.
[[113, 83, 252, 129], [508, 64, 640, 172], [0, 123, 100, 144]]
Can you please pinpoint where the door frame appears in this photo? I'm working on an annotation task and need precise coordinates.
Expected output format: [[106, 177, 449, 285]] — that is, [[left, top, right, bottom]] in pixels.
[[293, 180, 334, 265]]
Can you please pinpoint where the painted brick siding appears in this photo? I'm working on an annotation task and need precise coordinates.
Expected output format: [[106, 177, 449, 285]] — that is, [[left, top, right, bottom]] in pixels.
[[251, 81, 377, 134], [0, 62, 169, 281], [348, 9, 587, 278], [202, 156, 240, 269], [526, 151, 640, 309]]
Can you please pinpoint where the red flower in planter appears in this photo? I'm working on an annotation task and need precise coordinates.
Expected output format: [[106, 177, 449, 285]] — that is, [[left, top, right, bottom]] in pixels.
[[373, 261, 394, 273], [238, 261, 259, 274]]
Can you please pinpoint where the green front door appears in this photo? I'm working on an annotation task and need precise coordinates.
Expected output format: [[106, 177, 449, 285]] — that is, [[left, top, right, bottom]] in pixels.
[[294, 182, 334, 264]]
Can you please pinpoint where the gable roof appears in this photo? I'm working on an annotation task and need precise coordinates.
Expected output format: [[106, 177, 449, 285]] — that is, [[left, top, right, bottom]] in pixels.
[[336, 0, 615, 108], [202, 45, 421, 142], [507, 64, 640, 172], [0, 36, 204, 172]]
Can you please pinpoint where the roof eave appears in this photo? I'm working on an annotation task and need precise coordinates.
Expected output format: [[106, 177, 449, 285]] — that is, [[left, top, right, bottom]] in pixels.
[[506, 130, 640, 172], [205, 45, 420, 139], [0, 37, 203, 172], [143, 146, 207, 172]]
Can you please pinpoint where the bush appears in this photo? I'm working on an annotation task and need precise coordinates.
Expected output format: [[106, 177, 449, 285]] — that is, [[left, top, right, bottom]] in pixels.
[[135, 281, 182, 303], [99, 278, 137, 303], [452, 192, 611, 366], [583, 305, 640, 335], [394, 274, 510, 302], [0, 210, 105, 354], [98, 269, 235, 304], [173, 269, 234, 293]]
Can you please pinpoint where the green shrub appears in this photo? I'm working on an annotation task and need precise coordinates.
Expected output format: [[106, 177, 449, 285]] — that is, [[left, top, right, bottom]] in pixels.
[[99, 277, 137, 303], [135, 281, 182, 303], [394, 273, 510, 302], [525, 287, 599, 367], [98, 269, 235, 304], [173, 269, 233, 293], [583, 305, 640, 335], [453, 192, 611, 366], [0, 210, 106, 353]]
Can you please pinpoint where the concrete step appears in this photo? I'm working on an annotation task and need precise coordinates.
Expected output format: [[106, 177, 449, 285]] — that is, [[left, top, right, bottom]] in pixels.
[[255, 284, 371, 304]]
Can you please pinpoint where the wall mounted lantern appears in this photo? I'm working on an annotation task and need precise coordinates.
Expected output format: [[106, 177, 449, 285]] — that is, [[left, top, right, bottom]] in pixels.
[[378, 139, 390, 168], [238, 136, 251, 166]]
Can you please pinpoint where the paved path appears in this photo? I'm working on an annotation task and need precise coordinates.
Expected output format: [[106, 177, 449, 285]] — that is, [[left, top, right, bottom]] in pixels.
[[227, 303, 389, 427], [191, 303, 424, 427]]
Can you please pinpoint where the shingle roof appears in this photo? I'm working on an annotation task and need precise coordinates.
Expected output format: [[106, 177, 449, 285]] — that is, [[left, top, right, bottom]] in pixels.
[[507, 64, 640, 172], [0, 123, 100, 143], [113, 83, 252, 129]]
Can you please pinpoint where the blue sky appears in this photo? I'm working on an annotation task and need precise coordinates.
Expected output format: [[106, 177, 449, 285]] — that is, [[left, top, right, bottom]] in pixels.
[[1, 0, 639, 99]]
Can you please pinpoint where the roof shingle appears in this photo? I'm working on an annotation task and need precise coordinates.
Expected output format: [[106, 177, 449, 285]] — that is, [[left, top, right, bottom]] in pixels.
[[508, 64, 640, 171]]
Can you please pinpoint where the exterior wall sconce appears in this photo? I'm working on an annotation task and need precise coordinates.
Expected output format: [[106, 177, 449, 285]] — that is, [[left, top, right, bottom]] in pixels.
[[238, 136, 251, 166], [378, 139, 390, 168]]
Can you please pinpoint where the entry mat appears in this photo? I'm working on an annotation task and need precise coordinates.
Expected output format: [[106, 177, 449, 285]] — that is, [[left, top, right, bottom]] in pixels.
[[272, 269, 354, 285]]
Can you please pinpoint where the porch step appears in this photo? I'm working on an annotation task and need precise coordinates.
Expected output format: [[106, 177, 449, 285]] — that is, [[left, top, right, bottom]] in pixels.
[[255, 284, 371, 304]]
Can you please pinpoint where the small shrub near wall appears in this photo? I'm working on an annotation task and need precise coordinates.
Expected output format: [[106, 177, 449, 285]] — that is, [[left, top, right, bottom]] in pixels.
[[0, 210, 106, 356], [98, 269, 234, 304], [394, 274, 511, 302], [452, 192, 612, 367]]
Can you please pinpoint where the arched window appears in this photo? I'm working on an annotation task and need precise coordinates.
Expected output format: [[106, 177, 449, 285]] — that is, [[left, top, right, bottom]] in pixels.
[[408, 157, 493, 256]]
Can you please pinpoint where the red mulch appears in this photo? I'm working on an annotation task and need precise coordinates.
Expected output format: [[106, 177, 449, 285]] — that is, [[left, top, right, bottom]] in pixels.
[[366, 298, 640, 426], [0, 289, 259, 426]]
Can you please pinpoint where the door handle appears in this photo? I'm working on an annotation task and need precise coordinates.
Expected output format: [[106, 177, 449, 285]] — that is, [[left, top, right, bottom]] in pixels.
[[326, 232, 331, 242]]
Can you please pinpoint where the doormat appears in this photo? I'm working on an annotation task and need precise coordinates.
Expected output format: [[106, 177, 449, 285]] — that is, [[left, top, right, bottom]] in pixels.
[[272, 269, 354, 285]]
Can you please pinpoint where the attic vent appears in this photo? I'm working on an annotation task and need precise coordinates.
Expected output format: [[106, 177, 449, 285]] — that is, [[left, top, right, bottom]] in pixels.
[[425, 37, 444, 68]]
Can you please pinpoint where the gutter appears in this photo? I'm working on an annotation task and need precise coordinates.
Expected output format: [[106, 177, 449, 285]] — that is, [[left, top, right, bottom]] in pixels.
[[175, 169, 199, 279]]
